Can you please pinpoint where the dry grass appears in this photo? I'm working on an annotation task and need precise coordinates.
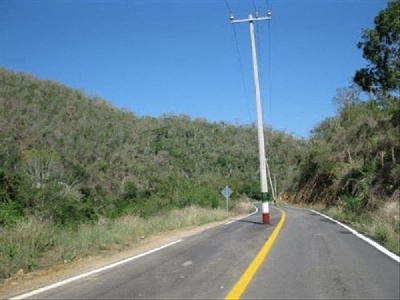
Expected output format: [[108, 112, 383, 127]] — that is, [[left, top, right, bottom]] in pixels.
[[0, 219, 56, 278], [231, 200, 254, 214], [365, 201, 400, 253], [316, 200, 400, 255], [379, 201, 400, 229], [0, 203, 251, 281]]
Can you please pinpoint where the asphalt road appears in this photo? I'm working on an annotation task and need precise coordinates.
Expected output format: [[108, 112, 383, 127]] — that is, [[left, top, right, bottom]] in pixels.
[[16, 204, 399, 299], [243, 207, 399, 299]]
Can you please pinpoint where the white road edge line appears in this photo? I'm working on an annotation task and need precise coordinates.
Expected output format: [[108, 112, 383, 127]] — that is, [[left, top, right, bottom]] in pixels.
[[11, 239, 183, 300], [310, 209, 400, 263], [225, 203, 259, 225]]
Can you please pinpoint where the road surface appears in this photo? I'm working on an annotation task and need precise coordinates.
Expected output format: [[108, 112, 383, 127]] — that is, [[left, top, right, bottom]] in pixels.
[[14, 204, 399, 299]]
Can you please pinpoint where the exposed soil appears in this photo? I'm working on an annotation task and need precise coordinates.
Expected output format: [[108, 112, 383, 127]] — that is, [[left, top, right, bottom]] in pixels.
[[0, 218, 234, 299]]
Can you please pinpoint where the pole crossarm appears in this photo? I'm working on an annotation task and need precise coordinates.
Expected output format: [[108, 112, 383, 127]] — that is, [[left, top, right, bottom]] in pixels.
[[230, 11, 272, 24]]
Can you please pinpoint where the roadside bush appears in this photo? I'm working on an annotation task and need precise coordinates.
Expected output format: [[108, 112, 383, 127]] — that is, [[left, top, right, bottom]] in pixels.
[[342, 195, 362, 215], [182, 186, 223, 209], [0, 170, 24, 225], [0, 219, 56, 279]]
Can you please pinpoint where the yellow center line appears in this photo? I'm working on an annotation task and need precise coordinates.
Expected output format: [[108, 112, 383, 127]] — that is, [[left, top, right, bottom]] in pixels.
[[225, 208, 286, 300]]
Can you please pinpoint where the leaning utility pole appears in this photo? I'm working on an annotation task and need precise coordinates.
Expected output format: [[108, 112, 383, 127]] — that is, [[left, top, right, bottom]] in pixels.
[[230, 11, 272, 224]]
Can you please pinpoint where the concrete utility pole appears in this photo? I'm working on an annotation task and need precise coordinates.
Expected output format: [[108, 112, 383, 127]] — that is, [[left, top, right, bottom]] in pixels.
[[230, 11, 272, 224]]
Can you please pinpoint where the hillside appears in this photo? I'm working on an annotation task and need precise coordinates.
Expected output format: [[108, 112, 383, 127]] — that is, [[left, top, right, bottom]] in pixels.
[[289, 0, 400, 254], [0, 67, 302, 225], [292, 85, 399, 211]]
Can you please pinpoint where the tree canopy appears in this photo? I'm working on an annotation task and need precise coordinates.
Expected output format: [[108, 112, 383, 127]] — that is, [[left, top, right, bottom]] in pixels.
[[354, 0, 400, 95]]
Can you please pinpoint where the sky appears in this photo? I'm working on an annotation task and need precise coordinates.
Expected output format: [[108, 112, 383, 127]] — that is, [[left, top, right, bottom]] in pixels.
[[0, 0, 389, 138]]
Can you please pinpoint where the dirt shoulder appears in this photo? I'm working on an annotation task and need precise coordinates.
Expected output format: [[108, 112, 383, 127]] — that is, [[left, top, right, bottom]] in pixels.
[[1, 217, 237, 299]]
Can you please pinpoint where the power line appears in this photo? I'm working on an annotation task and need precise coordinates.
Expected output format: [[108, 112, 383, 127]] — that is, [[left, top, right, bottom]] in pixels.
[[251, 1, 270, 132], [255, 21, 262, 103], [223, 0, 272, 126], [249, 0, 273, 143], [232, 26, 249, 99], [223, 0, 232, 14], [253, 0, 262, 76], [254, 0, 273, 140], [223, 0, 253, 122], [252, 0, 258, 14], [267, 15, 272, 130], [233, 22, 254, 123]]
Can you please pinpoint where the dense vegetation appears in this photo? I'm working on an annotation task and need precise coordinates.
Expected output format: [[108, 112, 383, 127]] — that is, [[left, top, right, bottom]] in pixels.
[[293, 0, 399, 209], [0, 67, 303, 280], [0, 67, 302, 226], [293, 85, 399, 211], [291, 1, 399, 252]]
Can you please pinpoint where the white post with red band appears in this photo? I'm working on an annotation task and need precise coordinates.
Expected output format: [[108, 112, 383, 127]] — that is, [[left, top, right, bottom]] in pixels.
[[262, 201, 270, 224]]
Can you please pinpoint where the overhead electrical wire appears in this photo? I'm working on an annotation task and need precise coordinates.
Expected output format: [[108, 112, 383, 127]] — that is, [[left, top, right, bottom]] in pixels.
[[253, 0, 262, 89], [223, 0, 254, 123], [223, 0, 273, 126], [251, 0, 262, 85], [251, 0, 269, 139], [266, 0, 273, 136], [223, 0, 232, 14], [252, 0, 258, 14], [253, 0, 273, 143]]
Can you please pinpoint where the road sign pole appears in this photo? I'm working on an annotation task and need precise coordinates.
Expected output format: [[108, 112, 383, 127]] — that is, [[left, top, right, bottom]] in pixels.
[[231, 12, 272, 224], [221, 186, 233, 212]]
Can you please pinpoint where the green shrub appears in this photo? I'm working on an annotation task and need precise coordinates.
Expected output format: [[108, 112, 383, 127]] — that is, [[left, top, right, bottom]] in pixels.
[[0, 219, 56, 279], [181, 187, 223, 209], [343, 195, 362, 215]]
